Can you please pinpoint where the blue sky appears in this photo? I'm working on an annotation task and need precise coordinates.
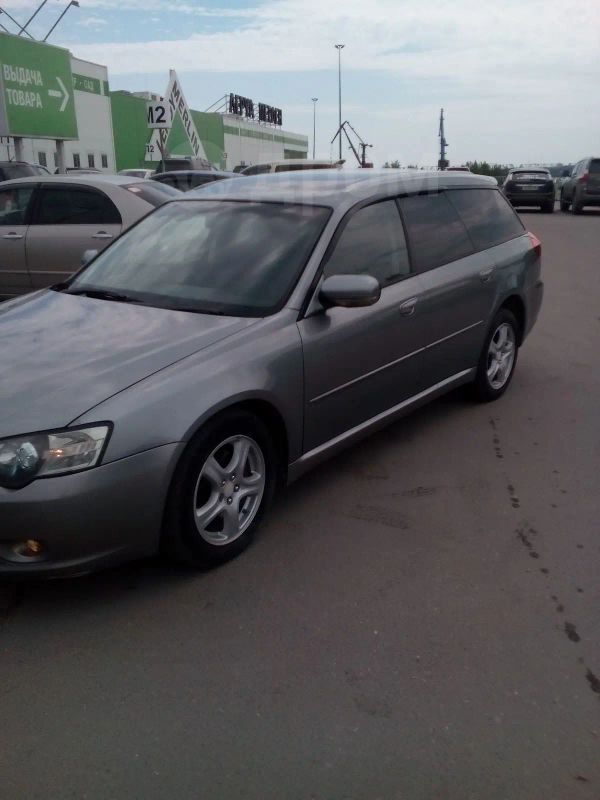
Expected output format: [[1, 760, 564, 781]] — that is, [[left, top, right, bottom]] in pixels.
[[3, 0, 600, 166]]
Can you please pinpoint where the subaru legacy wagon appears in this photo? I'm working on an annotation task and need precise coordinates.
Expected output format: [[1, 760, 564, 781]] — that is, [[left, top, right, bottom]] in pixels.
[[0, 170, 543, 577]]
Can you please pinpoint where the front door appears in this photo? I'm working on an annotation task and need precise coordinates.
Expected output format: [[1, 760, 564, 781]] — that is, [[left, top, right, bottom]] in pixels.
[[0, 185, 36, 297], [26, 184, 123, 288], [298, 199, 427, 454]]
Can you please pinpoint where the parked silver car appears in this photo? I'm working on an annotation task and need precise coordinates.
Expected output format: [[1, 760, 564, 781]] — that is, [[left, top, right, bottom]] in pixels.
[[0, 175, 180, 298], [0, 170, 543, 577]]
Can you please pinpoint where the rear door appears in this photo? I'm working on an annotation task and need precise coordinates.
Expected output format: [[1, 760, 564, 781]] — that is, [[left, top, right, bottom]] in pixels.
[[586, 159, 600, 200], [398, 190, 498, 387], [26, 184, 123, 288], [0, 184, 36, 297], [298, 199, 427, 453]]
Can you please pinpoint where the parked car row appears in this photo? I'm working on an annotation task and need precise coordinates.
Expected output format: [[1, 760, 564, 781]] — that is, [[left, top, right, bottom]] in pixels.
[[0, 170, 543, 577]]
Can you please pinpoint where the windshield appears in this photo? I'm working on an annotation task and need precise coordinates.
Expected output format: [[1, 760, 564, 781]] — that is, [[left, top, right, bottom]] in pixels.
[[69, 200, 331, 316], [511, 171, 550, 180]]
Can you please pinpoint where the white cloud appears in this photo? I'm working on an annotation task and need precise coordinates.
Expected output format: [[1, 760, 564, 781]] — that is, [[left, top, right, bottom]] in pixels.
[[78, 15, 108, 28], [68, 0, 600, 85]]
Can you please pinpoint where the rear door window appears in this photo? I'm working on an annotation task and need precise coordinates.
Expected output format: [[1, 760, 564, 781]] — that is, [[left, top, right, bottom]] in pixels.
[[398, 192, 473, 272], [324, 200, 411, 287], [0, 186, 35, 225], [589, 160, 600, 175], [34, 186, 122, 225], [447, 188, 524, 250]]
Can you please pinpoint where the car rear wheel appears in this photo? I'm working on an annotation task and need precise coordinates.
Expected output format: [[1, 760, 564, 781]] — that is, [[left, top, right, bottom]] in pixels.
[[560, 195, 570, 212], [162, 410, 278, 567], [472, 309, 519, 403], [541, 201, 554, 213], [572, 194, 584, 215]]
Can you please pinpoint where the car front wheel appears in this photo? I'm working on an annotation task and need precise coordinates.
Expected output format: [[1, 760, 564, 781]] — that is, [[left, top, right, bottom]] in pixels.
[[162, 410, 278, 567], [472, 309, 519, 402], [542, 200, 554, 213]]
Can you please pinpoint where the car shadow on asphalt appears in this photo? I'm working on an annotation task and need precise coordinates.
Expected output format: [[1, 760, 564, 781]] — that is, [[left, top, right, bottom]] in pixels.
[[0, 386, 472, 614]]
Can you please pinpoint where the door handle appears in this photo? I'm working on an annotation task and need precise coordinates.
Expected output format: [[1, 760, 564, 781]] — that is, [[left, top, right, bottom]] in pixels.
[[479, 267, 495, 282], [399, 297, 418, 316], [2, 233, 24, 240], [92, 231, 113, 240]]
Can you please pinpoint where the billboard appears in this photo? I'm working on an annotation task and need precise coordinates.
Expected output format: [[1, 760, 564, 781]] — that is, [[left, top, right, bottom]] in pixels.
[[0, 32, 78, 140]]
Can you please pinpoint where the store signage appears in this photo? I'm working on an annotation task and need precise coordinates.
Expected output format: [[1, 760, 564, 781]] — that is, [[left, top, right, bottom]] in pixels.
[[228, 93, 282, 126], [145, 70, 208, 162], [146, 100, 172, 129], [0, 32, 78, 140]]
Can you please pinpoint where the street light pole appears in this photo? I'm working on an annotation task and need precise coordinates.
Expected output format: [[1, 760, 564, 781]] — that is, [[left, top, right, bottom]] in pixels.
[[18, 0, 49, 36], [335, 44, 345, 161], [43, 0, 80, 42], [311, 97, 318, 159], [0, 8, 36, 38]]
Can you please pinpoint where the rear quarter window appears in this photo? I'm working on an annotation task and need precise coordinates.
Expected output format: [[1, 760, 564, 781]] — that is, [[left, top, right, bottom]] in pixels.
[[447, 188, 524, 250], [589, 160, 600, 175], [397, 192, 473, 272]]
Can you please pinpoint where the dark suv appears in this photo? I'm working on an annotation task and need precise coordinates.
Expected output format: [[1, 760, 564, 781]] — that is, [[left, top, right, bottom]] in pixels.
[[560, 158, 600, 214], [502, 168, 555, 213], [0, 161, 47, 182]]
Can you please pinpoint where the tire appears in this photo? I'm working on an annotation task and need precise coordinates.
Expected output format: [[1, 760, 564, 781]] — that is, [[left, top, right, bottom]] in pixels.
[[472, 309, 519, 403], [162, 410, 278, 567], [560, 195, 570, 212], [572, 195, 584, 215], [541, 201, 554, 213]]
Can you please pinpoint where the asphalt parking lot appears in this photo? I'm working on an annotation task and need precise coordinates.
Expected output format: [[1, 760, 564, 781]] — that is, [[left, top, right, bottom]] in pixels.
[[1, 205, 599, 800]]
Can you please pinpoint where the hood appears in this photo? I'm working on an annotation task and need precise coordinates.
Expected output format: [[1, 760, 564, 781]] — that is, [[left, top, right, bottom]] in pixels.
[[0, 290, 257, 437]]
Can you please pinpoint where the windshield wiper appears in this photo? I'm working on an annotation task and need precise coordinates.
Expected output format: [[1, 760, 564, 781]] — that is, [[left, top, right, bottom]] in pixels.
[[66, 287, 144, 304]]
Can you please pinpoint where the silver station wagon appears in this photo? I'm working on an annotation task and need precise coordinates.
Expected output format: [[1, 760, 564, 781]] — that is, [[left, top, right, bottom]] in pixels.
[[0, 170, 543, 577]]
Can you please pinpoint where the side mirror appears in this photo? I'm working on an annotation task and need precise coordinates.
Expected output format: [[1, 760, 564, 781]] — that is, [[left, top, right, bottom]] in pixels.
[[81, 249, 98, 267], [319, 274, 381, 309], [562, 169, 570, 178]]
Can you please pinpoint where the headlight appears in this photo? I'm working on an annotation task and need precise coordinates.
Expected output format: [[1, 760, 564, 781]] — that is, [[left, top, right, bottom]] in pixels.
[[0, 425, 111, 489]]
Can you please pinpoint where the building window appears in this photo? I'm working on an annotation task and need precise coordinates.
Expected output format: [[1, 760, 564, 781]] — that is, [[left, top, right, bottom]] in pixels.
[[38, 152, 47, 167], [73, 153, 81, 169], [88, 154, 95, 168], [101, 154, 108, 169]]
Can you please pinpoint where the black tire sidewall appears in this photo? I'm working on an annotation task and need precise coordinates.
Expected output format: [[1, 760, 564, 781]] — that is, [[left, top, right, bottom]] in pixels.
[[473, 309, 519, 402], [163, 411, 278, 567]]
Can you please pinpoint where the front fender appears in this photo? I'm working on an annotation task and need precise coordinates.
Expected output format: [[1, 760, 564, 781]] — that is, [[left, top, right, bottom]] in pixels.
[[72, 312, 304, 466]]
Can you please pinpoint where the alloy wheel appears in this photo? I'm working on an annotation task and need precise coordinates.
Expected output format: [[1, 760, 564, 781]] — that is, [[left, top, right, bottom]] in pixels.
[[487, 322, 516, 390], [193, 435, 266, 545]]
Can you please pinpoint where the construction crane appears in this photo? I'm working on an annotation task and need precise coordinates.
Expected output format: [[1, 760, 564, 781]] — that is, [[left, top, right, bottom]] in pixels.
[[331, 121, 373, 168], [438, 108, 449, 170]]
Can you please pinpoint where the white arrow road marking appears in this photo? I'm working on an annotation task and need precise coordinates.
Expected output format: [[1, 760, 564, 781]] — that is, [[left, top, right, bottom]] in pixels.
[[47, 77, 70, 112]]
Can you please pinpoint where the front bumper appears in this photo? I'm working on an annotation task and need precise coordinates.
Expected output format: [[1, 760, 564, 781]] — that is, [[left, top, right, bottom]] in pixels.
[[0, 443, 182, 578]]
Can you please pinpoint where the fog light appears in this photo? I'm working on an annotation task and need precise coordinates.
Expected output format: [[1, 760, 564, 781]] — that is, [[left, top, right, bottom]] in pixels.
[[12, 539, 45, 558]]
